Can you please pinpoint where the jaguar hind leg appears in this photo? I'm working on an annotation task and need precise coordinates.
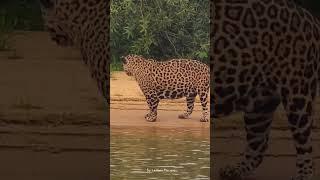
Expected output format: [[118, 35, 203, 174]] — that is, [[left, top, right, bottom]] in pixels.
[[199, 91, 209, 122], [178, 95, 196, 119], [220, 89, 280, 180]]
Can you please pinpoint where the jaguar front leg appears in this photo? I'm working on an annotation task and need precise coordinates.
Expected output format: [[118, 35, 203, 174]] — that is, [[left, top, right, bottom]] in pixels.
[[144, 93, 160, 122]]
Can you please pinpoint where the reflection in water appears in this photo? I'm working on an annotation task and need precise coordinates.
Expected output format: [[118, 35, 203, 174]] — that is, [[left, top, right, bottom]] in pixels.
[[111, 127, 210, 180]]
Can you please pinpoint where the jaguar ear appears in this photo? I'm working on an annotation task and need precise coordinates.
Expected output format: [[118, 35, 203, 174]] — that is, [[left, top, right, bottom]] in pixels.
[[121, 56, 127, 64], [39, 0, 55, 9]]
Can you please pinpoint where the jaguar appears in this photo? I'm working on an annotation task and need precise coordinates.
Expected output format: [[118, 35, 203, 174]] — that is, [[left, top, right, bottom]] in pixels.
[[211, 0, 319, 179], [39, 0, 110, 103], [123, 54, 210, 122]]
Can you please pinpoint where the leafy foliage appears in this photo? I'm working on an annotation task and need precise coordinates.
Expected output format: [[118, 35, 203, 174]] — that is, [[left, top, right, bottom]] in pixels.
[[111, 0, 209, 63], [0, 0, 43, 31], [1, 0, 320, 61], [0, 10, 14, 50], [0, 0, 43, 50]]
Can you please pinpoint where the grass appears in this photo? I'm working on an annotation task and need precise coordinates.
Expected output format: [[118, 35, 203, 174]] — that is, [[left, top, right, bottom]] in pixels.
[[110, 61, 123, 72], [0, 16, 14, 51], [110, 54, 124, 72], [110, 59, 123, 80]]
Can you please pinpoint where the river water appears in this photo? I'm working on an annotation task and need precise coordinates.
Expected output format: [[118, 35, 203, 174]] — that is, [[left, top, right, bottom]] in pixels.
[[111, 127, 210, 180]]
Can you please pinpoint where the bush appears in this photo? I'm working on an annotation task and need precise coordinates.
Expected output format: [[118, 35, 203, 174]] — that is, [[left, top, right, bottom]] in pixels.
[[110, 0, 209, 64], [0, 0, 43, 31], [0, 10, 13, 51], [0, 0, 43, 51]]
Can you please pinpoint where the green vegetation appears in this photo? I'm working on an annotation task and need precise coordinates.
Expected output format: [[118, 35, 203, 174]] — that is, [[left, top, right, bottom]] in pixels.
[[110, 55, 123, 71], [0, 0, 43, 31], [0, 0, 320, 69], [111, 0, 210, 64], [0, 20, 12, 51], [0, 0, 43, 50]]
